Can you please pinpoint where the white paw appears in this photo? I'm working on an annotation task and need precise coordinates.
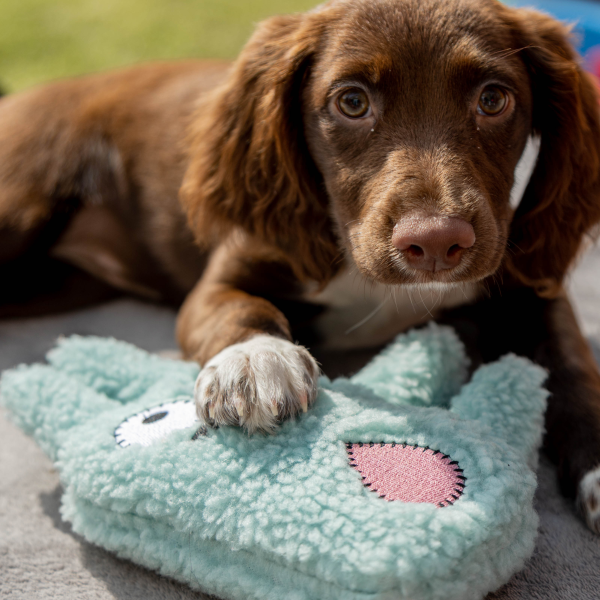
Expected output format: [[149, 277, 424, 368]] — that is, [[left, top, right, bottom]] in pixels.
[[578, 466, 600, 534], [194, 335, 319, 433]]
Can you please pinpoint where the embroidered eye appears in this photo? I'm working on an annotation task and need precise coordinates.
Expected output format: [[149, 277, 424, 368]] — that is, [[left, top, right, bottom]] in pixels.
[[337, 88, 370, 118], [115, 399, 199, 448], [478, 86, 507, 116]]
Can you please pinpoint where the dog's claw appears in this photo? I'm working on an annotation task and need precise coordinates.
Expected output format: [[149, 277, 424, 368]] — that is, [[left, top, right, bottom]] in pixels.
[[270, 401, 279, 417], [300, 392, 308, 413], [579, 466, 600, 534], [235, 398, 245, 417], [208, 405, 215, 419]]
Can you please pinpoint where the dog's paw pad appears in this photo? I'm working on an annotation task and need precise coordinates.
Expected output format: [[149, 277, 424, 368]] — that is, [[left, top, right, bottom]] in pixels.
[[194, 335, 319, 433], [578, 466, 600, 534]]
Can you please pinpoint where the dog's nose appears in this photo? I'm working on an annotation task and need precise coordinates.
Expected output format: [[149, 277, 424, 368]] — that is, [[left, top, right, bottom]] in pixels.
[[392, 215, 475, 272]]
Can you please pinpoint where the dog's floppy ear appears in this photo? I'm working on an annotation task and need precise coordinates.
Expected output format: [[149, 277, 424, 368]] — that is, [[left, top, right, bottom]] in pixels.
[[180, 11, 339, 285], [502, 7, 600, 297]]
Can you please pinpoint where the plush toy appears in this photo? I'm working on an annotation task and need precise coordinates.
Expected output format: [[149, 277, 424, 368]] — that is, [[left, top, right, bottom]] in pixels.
[[0, 324, 548, 600]]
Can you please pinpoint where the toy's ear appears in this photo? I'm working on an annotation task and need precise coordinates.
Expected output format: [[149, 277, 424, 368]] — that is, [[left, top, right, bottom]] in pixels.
[[0, 365, 117, 461], [1, 337, 201, 459], [47, 336, 199, 404], [350, 324, 469, 408], [450, 355, 548, 465]]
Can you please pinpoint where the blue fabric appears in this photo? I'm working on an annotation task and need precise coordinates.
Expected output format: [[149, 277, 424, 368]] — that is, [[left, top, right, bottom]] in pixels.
[[505, 0, 600, 55], [0, 324, 548, 600]]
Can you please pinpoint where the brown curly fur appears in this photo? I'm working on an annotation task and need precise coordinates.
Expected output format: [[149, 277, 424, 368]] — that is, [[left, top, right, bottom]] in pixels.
[[180, 12, 339, 285], [500, 7, 600, 296]]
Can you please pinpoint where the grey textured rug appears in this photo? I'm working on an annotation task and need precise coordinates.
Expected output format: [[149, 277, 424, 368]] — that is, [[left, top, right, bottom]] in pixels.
[[2, 248, 600, 599]]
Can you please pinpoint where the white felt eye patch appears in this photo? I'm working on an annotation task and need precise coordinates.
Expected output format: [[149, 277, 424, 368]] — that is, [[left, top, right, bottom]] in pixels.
[[114, 399, 199, 448]]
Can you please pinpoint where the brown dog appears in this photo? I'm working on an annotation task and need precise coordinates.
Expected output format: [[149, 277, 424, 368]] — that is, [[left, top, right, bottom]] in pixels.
[[2, 0, 600, 533]]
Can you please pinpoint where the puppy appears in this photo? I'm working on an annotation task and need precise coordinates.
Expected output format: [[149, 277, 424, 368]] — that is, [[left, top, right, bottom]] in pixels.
[[2, 0, 600, 533]]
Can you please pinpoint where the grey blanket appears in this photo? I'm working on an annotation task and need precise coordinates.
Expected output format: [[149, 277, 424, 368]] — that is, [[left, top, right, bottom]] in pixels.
[[2, 249, 600, 599]]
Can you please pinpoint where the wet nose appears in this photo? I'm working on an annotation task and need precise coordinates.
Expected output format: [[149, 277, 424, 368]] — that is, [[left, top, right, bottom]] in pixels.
[[392, 214, 475, 272]]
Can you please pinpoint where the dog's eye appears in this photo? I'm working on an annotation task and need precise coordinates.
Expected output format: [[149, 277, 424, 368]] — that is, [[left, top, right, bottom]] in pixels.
[[478, 86, 507, 116], [337, 89, 370, 118]]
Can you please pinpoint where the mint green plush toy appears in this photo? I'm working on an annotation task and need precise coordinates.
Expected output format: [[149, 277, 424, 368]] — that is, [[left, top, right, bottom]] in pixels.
[[0, 324, 548, 600]]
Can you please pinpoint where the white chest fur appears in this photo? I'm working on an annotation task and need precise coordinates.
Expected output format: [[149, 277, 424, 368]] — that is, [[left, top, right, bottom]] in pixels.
[[307, 267, 480, 350]]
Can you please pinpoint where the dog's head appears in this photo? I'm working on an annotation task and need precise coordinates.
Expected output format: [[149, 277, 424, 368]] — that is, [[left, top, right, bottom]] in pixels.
[[181, 0, 600, 296]]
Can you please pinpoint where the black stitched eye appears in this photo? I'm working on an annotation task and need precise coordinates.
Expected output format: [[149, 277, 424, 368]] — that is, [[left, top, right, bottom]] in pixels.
[[337, 89, 370, 118], [142, 411, 168, 424], [478, 86, 507, 116], [115, 399, 198, 448]]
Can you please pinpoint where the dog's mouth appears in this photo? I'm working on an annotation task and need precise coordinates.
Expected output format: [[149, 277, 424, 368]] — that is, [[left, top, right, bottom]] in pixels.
[[344, 247, 478, 291], [348, 238, 505, 289]]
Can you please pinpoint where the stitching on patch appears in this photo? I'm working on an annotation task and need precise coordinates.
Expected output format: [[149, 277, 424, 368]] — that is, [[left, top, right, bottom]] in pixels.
[[346, 442, 466, 507]]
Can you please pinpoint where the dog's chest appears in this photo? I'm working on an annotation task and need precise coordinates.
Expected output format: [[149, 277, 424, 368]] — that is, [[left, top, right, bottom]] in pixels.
[[307, 269, 480, 350]]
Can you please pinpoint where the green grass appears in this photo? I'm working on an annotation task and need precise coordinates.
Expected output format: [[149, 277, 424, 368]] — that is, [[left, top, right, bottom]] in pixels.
[[0, 0, 317, 92]]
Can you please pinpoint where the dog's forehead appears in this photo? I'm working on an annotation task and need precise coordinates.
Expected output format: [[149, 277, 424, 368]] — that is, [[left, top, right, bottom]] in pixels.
[[317, 0, 515, 82]]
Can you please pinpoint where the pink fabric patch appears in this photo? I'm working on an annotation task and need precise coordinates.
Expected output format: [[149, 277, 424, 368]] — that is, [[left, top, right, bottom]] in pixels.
[[347, 443, 465, 507]]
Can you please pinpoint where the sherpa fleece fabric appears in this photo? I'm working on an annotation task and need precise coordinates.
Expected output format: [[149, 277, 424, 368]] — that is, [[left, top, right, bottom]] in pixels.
[[0, 324, 548, 600]]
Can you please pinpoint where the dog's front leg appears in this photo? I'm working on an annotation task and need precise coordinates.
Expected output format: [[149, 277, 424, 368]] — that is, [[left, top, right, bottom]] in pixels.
[[535, 292, 600, 533], [176, 241, 319, 434]]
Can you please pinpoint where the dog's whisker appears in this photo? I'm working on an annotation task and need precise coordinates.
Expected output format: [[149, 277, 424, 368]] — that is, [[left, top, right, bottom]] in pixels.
[[345, 298, 388, 335]]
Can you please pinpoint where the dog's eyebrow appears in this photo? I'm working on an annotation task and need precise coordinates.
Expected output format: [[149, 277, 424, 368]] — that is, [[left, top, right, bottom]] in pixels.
[[449, 47, 523, 90], [330, 53, 395, 86]]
